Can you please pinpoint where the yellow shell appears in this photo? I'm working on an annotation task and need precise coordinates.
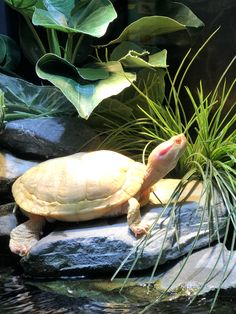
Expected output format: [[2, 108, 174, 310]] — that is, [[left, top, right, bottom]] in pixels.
[[12, 151, 147, 222]]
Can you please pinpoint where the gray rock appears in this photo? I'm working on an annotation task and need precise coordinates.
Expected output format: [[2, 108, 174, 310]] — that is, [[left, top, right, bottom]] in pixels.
[[21, 197, 227, 277], [0, 203, 20, 264], [0, 151, 38, 195], [0, 117, 100, 159], [158, 243, 236, 294], [0, 203, 17, 237], [27, 243, 236, 304]]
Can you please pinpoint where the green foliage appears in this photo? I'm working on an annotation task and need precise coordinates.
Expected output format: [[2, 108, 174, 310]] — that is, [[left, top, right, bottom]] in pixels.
[[35, 55, 136, 119], [111, 47, 168, 70], [3, 0, 204, 119], [32, 0, 117, 36], [127, 1, 204, 29], [105, 16, 186, 45], [0, 35, 20, 72], [4, 0, 39, 18], [0, 73, 76, 120]]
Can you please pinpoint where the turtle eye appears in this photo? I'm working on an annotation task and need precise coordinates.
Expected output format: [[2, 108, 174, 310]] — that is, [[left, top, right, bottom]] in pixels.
[[175, 138, 182, 145]]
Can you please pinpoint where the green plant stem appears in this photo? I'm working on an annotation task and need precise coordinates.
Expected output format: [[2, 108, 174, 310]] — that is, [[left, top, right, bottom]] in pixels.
[[167, 49, 191, 105], [23, 14, 46, 55], [71, 34, 84, 64], [64, 33, 74, 62], [47, 29, 61, 56]]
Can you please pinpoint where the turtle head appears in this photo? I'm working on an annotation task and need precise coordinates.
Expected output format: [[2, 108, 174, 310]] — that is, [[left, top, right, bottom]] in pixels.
[[145, 134, 187, 186]]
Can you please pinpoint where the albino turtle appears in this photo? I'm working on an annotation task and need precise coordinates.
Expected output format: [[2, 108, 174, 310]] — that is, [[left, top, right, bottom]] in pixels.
[[9, 134, 186, 256]]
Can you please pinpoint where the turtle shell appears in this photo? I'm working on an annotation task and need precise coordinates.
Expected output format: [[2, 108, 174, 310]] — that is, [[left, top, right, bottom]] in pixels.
[[12, 151, 147, 222]]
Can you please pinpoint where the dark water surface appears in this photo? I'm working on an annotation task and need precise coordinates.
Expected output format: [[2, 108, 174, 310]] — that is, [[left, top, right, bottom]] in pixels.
[[0, 267, 235, 314]]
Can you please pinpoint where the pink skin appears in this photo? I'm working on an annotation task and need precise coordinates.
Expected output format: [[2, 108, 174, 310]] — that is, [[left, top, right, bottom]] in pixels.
[[141, 133, 187, 192], [9, 134, 187, 256], [9, 215, 46, 256], [128, 133, 187, 236]]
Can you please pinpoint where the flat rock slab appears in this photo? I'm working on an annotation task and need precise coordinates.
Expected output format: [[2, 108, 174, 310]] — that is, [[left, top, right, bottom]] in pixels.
[[158, 243, 236, 294], [27, 243, 236, 305], [0, 117, 100, 159], [21, 199, 227, 277]]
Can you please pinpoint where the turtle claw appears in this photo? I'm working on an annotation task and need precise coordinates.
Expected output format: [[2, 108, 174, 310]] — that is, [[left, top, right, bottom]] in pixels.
[[131, 222, 150, 237], [9, 238, 39, 256], [9, 218, 45, 256]]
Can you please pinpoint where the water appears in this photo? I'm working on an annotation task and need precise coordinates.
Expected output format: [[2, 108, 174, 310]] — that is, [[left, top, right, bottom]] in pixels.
[[0, 266, 235, 314]]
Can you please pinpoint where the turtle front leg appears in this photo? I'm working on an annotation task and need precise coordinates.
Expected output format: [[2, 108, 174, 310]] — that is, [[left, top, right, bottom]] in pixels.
[[127, 197, 150, 237], [9, 215, 46, 256]]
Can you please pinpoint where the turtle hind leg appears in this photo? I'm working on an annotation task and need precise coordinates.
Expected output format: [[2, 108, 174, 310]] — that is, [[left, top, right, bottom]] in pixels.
[[9, 215, 46, 256], [127, 197, 150, 237]]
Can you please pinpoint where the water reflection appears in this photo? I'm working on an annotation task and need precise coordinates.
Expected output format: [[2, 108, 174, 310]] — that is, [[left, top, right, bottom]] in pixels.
[[0, 267, 235, 314]]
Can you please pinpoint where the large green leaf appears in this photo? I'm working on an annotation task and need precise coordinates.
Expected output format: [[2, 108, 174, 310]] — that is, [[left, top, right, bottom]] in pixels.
[[0, 73, 75, 119], [0, 35, 21, 71], [4, 0, 43, 18], [110, 41, 145, 60], [32, 0, 117, 36], [127, 1, 204, 29], [36, 54, 136, 119], [105, 16, 186, 45], [111, 42, 167, 69], [163, 1, 204, 28]]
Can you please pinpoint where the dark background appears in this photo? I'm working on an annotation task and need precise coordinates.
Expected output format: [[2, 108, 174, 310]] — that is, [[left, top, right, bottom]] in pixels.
[[181, 0, 236, 94]]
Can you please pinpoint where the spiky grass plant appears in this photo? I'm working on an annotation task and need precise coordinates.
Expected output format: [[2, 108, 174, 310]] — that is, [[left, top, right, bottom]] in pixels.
[[136, 75, 236, 313], [97, 29, 236, 312]]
